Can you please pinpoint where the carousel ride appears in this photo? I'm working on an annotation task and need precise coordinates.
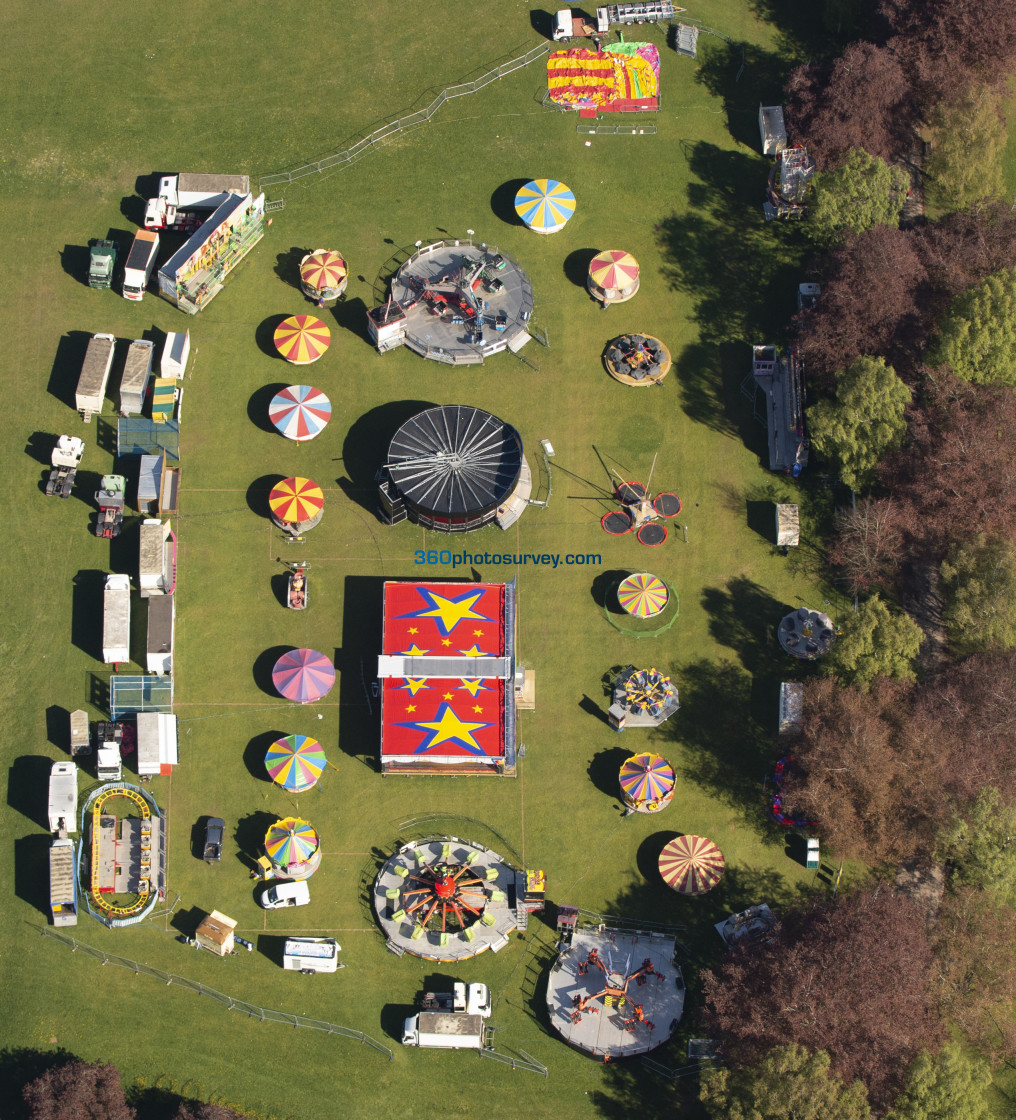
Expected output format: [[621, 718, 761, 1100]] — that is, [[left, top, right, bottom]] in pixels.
[[268, 476, 324, 537], [658, 834, 725, 894], [546, 925, 684, 1060], [608, 665, 680, 730], [264, 816, 321, 879], [299, 249, 348, 307], [619, 752, 676, 813], [604, 334, 671, 387], [587, 250, 640, 307], [600, 455, 681, 546], [373, 837, 520, 961], [273, 315, 332, 365]]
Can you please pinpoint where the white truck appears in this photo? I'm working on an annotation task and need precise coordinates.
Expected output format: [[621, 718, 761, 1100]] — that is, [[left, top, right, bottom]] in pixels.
[[283, 937, 343, 973], [102, 573, 131, 665], [48, 761, 79, 834], [45, 435, 85, 499], [74, 332, 116, 421], [144, 173, 251, 231], [401, 982, 491, 1049], [122, 230, 160, 301], [553, 2, 675, 38], [119, 339, 155, 416]]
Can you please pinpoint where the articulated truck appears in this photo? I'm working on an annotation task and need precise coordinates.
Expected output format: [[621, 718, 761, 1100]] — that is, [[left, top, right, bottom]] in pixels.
[[145, 173, 251, 231]]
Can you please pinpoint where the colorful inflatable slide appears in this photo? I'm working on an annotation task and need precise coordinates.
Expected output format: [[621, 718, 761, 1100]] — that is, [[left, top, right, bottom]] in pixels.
[[547, 43, 660, 112]]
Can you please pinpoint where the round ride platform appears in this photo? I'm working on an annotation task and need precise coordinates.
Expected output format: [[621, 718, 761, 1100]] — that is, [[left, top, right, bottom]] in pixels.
[[614, 480, 646, 505], [637, 522, 667, 547], [604, 334, 671, 387], [373, 838, 520, 962], [652, 492, 682, 518], [602, 509, 634, 535]]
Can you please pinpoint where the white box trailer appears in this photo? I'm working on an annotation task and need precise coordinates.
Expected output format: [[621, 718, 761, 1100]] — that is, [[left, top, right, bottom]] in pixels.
[[48, 761, 79, 833], [161, 331, 190, 378], [283, 937, 343, 972], [49, 838, 78, 927], [146, 593, 175, 675], [119, 339, 155, 416], [102, 573, 131, 665], [402, 1012, 486, 1049], [136, 712, 179, 778], [139, 518, 174, 596], [74, 333, 116, 422]]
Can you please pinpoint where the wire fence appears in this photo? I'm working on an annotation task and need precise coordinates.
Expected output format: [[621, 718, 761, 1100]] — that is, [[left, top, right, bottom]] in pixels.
[[479, 1046, 548, 1077], [259, 42, 552, 192], [39, 928, 393, 1060]]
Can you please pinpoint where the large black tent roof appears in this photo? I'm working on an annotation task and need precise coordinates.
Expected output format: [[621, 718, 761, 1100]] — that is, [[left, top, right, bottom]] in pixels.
[[386, 405, 523, 520]]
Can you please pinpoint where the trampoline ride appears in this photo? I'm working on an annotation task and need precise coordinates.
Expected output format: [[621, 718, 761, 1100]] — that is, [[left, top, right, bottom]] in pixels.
[[619, 752, 676, 813], [515, 179, 576, 234], [604, 334, 671, 386], [299, 249, 348, 307], [380, 404, 530, 532], [268, 476, 324, 535], [373, 838, 521, 961], [600, 456, 681, 547]]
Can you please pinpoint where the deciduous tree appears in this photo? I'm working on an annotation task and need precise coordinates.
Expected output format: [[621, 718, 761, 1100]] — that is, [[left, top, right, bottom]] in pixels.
[[22, 1061, 135, 1120], [939, 787, 1016, 904], [701, 888, 944, 1111], [928, 268, 1016, 385], [825, 594, 923, 690], [701, 1044, 872, 1120], [808, 356, 911, 489], [924, 85, 1006, 215], [940, 534, 1016, 654], [809, 150, 910, 247], [828, 498, 905, 594], [886, 1044, 991, 1120]]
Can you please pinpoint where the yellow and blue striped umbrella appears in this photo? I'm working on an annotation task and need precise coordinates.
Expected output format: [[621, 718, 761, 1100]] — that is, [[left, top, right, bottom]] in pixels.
[[515, 179, 576, 234]]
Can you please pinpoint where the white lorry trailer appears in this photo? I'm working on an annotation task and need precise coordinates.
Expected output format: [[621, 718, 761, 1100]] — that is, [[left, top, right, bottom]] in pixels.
[[48, 761, 79, 834], [402, 982, 491, 1049], [49, 838, 78, 927], [144, 174, 251, 231], [102, 573, 131, 665], [74, 332, 116, 422], [119, 339, 155, 416], [122, 230, 160, 301], [139, 519, 175, 597]]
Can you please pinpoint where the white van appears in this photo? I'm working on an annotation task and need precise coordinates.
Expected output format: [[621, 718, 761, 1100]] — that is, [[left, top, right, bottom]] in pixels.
[[283, 937, 342, 973], [259, 880, 310, 910]]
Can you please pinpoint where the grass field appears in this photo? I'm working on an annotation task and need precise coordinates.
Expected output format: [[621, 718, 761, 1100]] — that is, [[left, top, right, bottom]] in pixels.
[[1, 3, 859, 1117]]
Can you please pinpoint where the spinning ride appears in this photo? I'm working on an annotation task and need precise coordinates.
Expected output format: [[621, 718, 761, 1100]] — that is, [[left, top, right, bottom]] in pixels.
[[299, 249, 348, 306], [617, 573, 669, 618], [268, 476, 324, 535], [604, 334, 671, 386], [619, 752, 675, 813], [608, 665, 680, 730], [600, 456, 681, 546], [264, 816, 321, 879]]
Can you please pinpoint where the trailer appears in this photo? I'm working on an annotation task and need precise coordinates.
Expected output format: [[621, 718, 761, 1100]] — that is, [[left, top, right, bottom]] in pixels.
[[48, 761, 79, 834], [402, 983, 491, 1048], [49, 838, 78, 927], [74, 333, 116, 422], [598, 2, 676, 26], [759, 105, 788, 157], [102, 573, 131, 665], [145, 174, 251, 230], [139, 519, 175, 596], [161, 331, 190, 378], [146, 594, 175, 675], [283, 937, 343, 973], [136, 711, 178, 778], [69, 709, 90, 758], [119, 339, 155, 416], [122, 230, 160, 301]]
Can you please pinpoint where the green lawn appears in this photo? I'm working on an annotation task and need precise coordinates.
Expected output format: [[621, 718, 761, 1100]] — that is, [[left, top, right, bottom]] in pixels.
[[1, 3, 861, 1117]]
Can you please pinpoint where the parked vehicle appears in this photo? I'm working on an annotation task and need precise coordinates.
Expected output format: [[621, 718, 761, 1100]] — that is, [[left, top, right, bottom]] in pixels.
[[49, 838, 78, 927], [401, 982, 491, 1049], [102, 573, 131, 665], [88, 239, 119, 289], [48, 761, 79, 834], [258, 880, 310, 909], [283, 937, 343, 973], [122, 230, 159, 301], [94, 475, 125, 538], [203, 818, 225, 863], [144, 173, 250, 230], [74, 332, 116, 422], [94, 721, 125, 781], [287, 563, 308, 610], [45, 435, 84, 498], [118, 339, 155, 416]]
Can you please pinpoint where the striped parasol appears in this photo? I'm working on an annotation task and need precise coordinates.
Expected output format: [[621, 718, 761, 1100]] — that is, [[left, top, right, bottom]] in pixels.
[[589, 250, 639, 290], [272, 648, 336, 704], [273, 315, 331, 365], [268, 477, 324, 524], [265, 734, 328, 791], [264, 816, 319, 869], [299, 250, 347, 294], [619, 753, 676, 806], [515, 179, 576, 234], [658, 835, 725, 894], [618, 573, 669, 618], [268, 385, 332, 441]]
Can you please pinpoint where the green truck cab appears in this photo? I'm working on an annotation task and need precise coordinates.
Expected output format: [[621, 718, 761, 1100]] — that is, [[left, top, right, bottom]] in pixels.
[[88, 239, 119, 288]]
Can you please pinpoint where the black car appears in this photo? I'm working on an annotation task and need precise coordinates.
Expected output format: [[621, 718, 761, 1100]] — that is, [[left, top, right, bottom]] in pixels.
[[202, 817, 225, 863]]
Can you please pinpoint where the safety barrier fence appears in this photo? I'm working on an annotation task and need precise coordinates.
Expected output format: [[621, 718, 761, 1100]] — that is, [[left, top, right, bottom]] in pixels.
[[38, 928, 394, 1060], [259, 43, 552, 191], [478, 1046, 549, 1077]]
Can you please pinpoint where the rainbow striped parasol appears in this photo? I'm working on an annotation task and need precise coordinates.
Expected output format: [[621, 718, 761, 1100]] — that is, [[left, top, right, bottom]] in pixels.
[[617, 573, 669, 618], [265, 734, 328, 791], [264, 816, 319, 871]]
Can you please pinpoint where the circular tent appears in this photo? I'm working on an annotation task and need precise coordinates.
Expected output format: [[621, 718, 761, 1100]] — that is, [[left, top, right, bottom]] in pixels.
[[272, 648, 336, 704], [514, 179, 576, 234], [658, 835, 725, 894], [619, 752, 676, 813], [617, 573, 669, 618], [588, 250, 640, 307], [268, 476, 324, 534], [299, 249, 348, 306], [264, 816, 321, 879], [268, 385, 332, 442], [273, 314, 332, 365], [264, 734, 327, 791], [385, 404, 525, 532]]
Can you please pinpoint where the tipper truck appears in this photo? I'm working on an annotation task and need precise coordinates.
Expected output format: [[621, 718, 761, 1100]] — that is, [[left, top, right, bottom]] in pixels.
[[119, 339, 155, 416], [122, 230, 160, 301], [402, 982, 491, 1049], [145, 173, 251, 231], [74, 332, 116, 421]]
